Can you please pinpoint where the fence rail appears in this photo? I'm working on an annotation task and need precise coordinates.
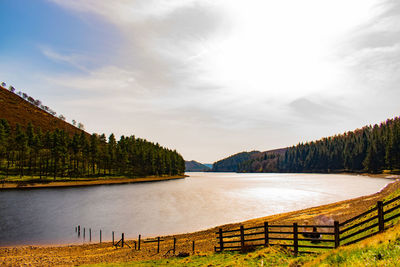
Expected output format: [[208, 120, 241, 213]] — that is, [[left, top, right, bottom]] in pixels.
[[215, 195, 400, 255]]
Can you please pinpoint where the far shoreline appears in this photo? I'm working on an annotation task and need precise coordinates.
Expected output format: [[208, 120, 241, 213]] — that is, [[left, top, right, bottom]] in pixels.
[[0, 175, 187, 190]]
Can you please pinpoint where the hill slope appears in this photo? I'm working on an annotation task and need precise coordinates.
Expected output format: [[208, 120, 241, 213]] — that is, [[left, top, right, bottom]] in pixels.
[[0, 85, 85, 136], [211, 151, 261, 172], [185, 160, 211, 172]]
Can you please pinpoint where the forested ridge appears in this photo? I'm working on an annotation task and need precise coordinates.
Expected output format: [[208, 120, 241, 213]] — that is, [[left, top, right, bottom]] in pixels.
[[238, 117, 400, 174], [0, 119, 185, 179], [211, 151, 260, 172], [185, 160, 210, 172]]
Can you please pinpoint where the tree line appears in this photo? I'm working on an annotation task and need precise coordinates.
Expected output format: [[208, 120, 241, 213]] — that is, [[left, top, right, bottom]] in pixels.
[[239, 116, 400, 174], [0, 119, 185, 179]]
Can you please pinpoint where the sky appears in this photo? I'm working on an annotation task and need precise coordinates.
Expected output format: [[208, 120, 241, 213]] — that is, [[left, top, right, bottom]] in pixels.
[[1, 0, 400, 163]]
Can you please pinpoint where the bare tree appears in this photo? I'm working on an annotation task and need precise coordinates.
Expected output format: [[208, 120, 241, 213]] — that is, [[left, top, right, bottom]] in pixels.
[[1, 82, 6, 87], [78, 123, 85, 130], [9, 86, 15, 92], [72, 119, 76, 126], [59, 115, 66, 121], [34, 99, 42, 106]]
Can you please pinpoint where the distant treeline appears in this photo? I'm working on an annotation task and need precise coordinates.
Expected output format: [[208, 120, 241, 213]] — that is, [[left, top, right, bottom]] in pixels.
[[225, 116, 400, 174], [0, 119, 185, 179], [212, 151, 260, 172]]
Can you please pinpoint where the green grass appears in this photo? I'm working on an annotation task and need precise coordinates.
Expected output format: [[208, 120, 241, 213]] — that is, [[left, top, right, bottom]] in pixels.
[[306, 222, 400, 266], [81, 246, 316, 267], [81, 223, 400, 267]]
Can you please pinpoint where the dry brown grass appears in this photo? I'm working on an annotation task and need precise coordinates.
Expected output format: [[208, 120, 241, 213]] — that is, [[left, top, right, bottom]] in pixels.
[[0, 86, 87, 136]]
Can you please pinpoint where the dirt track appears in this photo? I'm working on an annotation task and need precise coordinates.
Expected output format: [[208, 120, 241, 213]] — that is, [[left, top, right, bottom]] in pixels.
[[1, 176, 399, 266]]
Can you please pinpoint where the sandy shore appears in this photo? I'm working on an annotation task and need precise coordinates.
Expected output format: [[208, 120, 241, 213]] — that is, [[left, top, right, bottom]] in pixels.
[[0, 175, 187, 190], [1, 175, 399, 266]]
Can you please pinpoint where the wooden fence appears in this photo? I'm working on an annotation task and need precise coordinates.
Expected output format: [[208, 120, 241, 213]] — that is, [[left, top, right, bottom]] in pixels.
[[215, 195, 400, 254]]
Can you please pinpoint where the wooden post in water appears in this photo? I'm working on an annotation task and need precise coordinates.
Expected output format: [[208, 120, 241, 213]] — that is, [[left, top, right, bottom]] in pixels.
[[173, 237, 176, 255], [334, 221, 340, 248], [293, 223, 298, 257], [157, 236, 160, 253], [89, 228, 92, 242], [240, 225, 245, 251], [218, 228, 224, 252], [112, 231, 114, 246], [75, 226, 77, 233], [378, 201, 385, 232], [78, 225, 80, 237], [122, 233, 124, 248], [264, 222, 269, 246], [138, 234, 141, 250], [100, 230, 102, 243], [83, 228, 86, 240]]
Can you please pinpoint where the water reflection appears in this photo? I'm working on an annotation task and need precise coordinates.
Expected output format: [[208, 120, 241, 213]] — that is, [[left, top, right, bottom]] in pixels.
[[0, 173, 390, 246]]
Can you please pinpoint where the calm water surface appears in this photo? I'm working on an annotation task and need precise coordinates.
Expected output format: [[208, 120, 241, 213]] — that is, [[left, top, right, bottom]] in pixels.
[[0, 172, 391, 246]]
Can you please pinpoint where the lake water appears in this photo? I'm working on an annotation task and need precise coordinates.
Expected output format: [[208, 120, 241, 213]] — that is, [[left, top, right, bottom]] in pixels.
[[0, 172, 391, 246]]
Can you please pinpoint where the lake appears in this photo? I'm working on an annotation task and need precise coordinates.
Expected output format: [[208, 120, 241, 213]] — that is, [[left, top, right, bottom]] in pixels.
[[0, 172, 391, 246]]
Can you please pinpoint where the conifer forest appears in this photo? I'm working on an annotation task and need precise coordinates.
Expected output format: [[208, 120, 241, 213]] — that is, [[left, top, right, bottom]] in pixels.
[[239, 117, 400, 174], [0, 119, 185, 179]]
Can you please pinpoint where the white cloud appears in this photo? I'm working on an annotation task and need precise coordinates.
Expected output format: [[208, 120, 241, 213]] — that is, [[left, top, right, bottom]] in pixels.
[[14, 0, 400, 162]]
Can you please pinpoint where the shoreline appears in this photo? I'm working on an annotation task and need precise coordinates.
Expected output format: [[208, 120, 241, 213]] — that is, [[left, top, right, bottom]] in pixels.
[[0, 175, 187, 190], [1, 174, 400, 266]]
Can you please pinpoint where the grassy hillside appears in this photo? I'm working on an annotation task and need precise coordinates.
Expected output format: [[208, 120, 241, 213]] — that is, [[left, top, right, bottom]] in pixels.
[[0, 85, 86, 136]]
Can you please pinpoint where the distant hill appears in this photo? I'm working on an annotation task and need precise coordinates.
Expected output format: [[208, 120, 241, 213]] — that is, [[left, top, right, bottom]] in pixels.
[[238, 148, 287, 173], [0, 85, 86, 136], [185, 160, 211, 172], [203, 163, 213, 169], [211, 151, 261, 172]]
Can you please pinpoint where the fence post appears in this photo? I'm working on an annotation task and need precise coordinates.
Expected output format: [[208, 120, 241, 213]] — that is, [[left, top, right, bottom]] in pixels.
[[83, 228, 86, 240], [378, 201, 384, 232], [173, 237, 176, 255], [112, 231, 114, 246], [293, 223, 298, 257], [100, 230, 102, 243], [89, 228, 91, 242], [334, 221, 340, 248], [157, 236, 160, 254], [240, 225, 245, 251], [78, 225, 80, 237], [264, 222, 269, 246], [192, 241, 195, 253], [218, 228, 224, 252], [138, 234, 141, 250], [122, 233, 124, 248]]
